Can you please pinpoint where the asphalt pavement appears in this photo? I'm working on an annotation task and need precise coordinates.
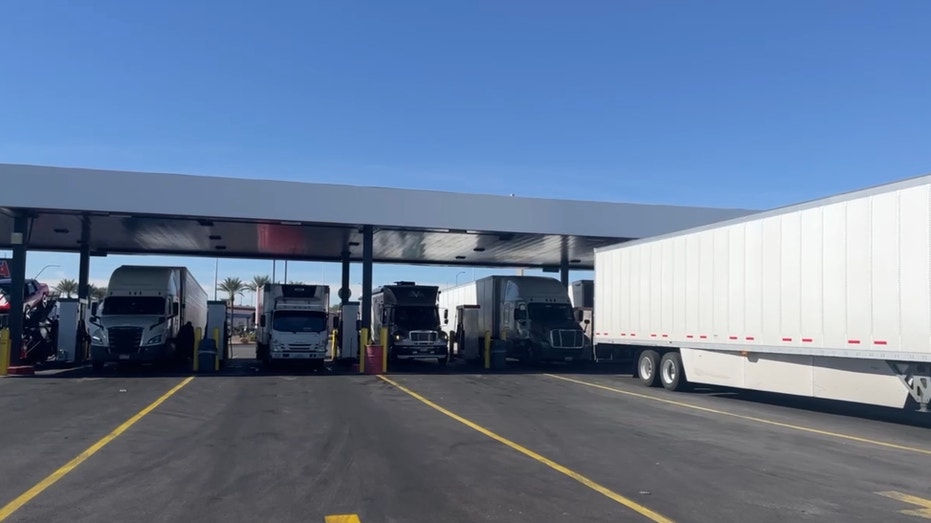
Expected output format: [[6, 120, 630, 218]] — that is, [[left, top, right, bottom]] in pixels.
[[1, 351, 930, 522]]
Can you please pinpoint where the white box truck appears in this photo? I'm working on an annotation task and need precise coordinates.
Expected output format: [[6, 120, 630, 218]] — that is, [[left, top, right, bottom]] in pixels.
[[439, 275, 588, 363], [593, 175, 931, 411], [255, 283, 330, 369], [89, 265, 208, 369]]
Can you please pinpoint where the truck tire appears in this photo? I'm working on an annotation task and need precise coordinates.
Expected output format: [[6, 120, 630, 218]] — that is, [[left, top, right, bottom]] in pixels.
[[637, 350, 661, 387], [659, 351, 689, 391]]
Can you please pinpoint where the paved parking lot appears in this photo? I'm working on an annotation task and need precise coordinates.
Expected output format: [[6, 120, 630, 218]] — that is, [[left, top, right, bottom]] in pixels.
[[2, 354, 930, 522]]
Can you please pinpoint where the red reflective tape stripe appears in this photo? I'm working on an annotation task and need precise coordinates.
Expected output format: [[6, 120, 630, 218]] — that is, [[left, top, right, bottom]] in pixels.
[[662, 334, 669, 338], [848, 340, 860, 344], [650, 334, 657, 337], [699, 335, 707, 339], [728, 336, 738, 340], [801, 338, 813, 343], [686, 335, 694, 338], [630, 333, 636, 336], [874, 340, 887, 345], [745, 336, 755, 341], [781, 337, 792, 342]]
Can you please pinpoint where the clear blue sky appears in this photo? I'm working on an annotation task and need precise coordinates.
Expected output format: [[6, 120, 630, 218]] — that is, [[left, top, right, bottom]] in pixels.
[[2, 0, 930, 302]]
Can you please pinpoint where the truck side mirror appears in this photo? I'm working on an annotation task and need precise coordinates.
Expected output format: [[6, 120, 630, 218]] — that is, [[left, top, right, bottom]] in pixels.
[[90, 303, 99, 316], [356, 319, 361, 330], [583, 319, 590, 325], [172, 302, 180, 315], [260, 316, 266, 327], [515, 309, 526, 321], [443, 309, 449, 321], [331, 316, 338, 329], [381, 310, 387, 323]]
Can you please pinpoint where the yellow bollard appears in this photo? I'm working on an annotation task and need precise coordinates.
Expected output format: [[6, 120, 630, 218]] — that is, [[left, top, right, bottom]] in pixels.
[[379, 326, 389, 374], [331, 329, 339, 359], [484, 330, 492, 369], [212, 327, 221, 371], [359, 327, 369, 373], [0, 328, 9, 376], [193, 327, 202, 372]]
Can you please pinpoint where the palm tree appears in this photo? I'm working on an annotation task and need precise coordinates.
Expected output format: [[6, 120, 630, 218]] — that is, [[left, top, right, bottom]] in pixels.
[[246, 274, 271, 293], [217, 277, 247, 307], [90, 285, 108, 301], [55, 278, 79, 298]]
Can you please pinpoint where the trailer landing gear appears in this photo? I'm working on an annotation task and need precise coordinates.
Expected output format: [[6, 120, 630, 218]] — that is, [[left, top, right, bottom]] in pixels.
[[888, 362, 931, 412]]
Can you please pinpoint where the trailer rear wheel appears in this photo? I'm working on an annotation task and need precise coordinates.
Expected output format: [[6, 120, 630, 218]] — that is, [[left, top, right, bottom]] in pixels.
[[659, 352, 688, 391], [638, 350, 661, 387]]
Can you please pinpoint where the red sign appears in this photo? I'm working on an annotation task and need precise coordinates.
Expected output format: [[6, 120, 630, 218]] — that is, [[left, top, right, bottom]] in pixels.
[[0, 259, 9, 278]]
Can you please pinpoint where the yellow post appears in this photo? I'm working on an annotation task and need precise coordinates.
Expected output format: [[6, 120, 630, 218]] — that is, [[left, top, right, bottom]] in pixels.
[[192, 326, 203, 372], [484, 330, 492, 369], [212, 327, 221, 372], [0, 328, 9, 376], [331, 329, 339, 359], [379, 326, 389, 374], [359, 327, 369, 373]]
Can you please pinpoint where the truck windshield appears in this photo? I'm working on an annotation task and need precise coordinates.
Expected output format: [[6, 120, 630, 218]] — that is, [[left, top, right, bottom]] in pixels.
[[101, 296, 166, 315], [394, 306, 438, 330], [527, 303, 574, 323], [273, 310, 327, 332]]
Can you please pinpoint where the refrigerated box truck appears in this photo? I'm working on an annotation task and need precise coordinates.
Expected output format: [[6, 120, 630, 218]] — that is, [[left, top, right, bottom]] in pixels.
[[593, 175, 931, 411], [372, 282, 449, 365], [255, 283, 330, 368], [440, 275, 588, 363]]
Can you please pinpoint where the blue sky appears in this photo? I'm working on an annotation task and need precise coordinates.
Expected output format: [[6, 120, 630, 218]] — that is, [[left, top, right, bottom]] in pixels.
[[2, 0, 930, 302]]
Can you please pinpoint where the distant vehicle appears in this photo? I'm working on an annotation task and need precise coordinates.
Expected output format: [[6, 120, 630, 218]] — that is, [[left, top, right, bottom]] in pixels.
[[593, 175, 931, 412], [440, 276, 588, 364], [0, 278, 49, 315], [255, 284, 330, 369], [371, 282, 449, 365], [89, 266, 208, 370]]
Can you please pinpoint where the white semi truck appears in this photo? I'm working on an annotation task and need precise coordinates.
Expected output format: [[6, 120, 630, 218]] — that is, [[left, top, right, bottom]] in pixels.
[[255, 283, 330, 369], [593, 174, 931, 412], [440, 275, 588, 364], [89, 265, 208, 369]]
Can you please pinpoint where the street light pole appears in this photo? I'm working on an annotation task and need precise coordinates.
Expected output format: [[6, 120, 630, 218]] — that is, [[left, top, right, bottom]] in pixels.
[[455, 271, 466, 286], [214, 258, 219, 300], [284, 261, 288, 282], [33, 264, 60, 279]]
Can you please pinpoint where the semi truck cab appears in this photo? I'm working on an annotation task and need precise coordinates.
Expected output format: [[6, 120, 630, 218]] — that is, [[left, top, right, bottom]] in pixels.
[[372, 282, 450, 365]]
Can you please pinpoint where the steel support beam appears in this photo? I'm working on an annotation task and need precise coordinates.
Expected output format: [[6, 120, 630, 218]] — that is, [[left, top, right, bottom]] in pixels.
[[76, 215, 91, 363], [360, 226, 373, 343], [8, 215, 28, 366], [340, 250, 351, 305]]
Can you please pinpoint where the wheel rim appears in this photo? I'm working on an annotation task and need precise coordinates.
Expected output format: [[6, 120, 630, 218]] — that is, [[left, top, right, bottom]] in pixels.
[[640, 356, 653, 379], [662, 358, 676, 384]]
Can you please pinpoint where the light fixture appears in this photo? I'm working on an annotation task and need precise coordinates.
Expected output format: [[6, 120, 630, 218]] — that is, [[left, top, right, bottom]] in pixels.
[[473, 247, 485, 252], [209, 235, 222, 240], [215, 245, 227, 250], [455, 256, 466, 260], [53, 228, 69, 234], [570, 259, 581, 263]]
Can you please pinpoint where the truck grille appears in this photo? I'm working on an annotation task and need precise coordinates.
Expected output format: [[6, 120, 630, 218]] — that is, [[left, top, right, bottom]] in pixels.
[[550, 329, 584, 349], [287, 343, 313, 351], [410, 331, 437, 343], [108, 327, 143, 354]]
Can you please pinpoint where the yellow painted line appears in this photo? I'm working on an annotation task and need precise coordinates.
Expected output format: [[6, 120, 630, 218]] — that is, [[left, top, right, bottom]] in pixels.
[[377, 375, 673, 523], [0, 376, 196, 521], [876, 491, 931, 518], [545, 374, 931, 457], [325, 515, 361, 523]]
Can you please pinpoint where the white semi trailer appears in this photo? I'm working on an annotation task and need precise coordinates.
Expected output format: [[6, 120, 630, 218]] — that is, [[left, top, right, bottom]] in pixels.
[[594, 175, 931, 412]]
